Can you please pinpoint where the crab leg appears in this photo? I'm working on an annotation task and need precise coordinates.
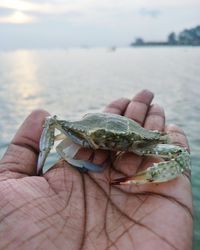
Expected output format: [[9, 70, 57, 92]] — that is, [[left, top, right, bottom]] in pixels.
[[56, 138, 105, 172], [111, 144, 191, 185]]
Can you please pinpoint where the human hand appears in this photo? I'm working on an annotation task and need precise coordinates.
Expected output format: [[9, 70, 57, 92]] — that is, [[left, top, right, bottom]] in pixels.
[[0, 90, 193, 250]]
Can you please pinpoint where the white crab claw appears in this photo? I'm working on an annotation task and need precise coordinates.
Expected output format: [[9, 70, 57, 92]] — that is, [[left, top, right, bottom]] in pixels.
[[37, 116, 55, 174], [56, 138, 105, 172]]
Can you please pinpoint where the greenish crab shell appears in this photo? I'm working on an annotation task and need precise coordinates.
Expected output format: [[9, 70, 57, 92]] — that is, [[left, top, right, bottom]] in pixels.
[[37, 112, 190, 183], [59, 113, 169, 153]]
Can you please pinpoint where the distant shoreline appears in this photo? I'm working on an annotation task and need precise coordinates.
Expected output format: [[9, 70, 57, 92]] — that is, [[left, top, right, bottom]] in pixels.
[[130, 43, 200, 47], [130, 25, 200, 47]]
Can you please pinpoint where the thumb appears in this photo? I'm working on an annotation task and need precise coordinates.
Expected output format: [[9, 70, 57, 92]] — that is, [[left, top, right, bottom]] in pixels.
[[0, 110, 49, 177]]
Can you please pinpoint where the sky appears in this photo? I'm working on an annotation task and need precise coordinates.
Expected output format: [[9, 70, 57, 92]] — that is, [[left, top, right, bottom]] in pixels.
[[0, 0, 200, 49]]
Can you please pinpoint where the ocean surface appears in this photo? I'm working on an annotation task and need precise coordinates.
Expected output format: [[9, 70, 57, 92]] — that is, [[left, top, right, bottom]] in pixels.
[[0, 47, 199, 248]]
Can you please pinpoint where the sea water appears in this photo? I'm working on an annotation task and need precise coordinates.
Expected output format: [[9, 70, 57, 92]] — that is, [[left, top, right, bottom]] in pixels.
[[0, 47, 199, 248]]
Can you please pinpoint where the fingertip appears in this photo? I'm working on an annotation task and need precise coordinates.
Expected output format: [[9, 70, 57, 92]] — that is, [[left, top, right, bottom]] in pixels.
[[124, 89, 155, 125], [29, 109, 50, 120], [12, 109, 50, 151], [104, 97, 130, 115], [150, 103, 165, 113], [166, 124, 177, 129], [132, 89, 154, 103], [27, 109, 51, 129], [144, 103, 165, 131], [165, 124, 186, 135]]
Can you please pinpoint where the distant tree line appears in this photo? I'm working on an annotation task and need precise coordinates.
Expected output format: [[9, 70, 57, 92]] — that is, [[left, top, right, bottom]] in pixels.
[[131, 25, 200, 46]]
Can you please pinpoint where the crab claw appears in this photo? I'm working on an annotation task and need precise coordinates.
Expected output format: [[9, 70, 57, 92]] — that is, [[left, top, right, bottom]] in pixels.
[[111, 145, 192, 185], [56, 138, 105, 173], [111, 170, 152, 185], [111, 153, 190, 185], [37, 116, 55, 174]]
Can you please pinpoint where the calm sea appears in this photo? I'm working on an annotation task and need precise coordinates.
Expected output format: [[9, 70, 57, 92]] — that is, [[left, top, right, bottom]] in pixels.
[[0, 48, 199, 248]]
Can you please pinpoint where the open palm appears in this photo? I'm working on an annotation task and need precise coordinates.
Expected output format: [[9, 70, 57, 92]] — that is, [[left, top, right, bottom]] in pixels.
[[0, 90, 192, 250]]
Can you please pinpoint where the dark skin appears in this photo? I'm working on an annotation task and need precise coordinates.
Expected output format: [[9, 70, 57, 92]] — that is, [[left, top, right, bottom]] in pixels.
[[0, 90, 192, 250]]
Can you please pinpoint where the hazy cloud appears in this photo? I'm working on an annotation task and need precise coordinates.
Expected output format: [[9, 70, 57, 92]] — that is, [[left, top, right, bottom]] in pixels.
[[0, 11, 36, 24], [139, 8, 161, 18], [0, 7, 14, 16], [0, 0, 91, 15]]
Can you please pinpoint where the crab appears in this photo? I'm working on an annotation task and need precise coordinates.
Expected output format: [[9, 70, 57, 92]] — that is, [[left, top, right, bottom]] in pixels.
[[37, 112, 191, 184]]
